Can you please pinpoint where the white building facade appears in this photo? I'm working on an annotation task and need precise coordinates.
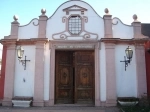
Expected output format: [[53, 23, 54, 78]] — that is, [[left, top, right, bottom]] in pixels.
[[0, 0, 148, 107]]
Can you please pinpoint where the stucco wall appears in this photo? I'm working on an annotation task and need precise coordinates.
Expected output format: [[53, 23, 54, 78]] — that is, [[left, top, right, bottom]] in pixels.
[[18, 19, 39, 39], [14, 45, 35, 97], [112, 18, 133, 39], [115, 45, 137, 97]]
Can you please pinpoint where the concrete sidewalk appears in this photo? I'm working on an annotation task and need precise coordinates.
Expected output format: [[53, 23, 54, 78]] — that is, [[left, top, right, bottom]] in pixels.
[[0, 106, 120, 112]]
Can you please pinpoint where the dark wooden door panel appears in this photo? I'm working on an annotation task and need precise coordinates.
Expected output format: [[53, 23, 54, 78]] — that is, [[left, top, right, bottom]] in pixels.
[[76, 66, 93, 87], [55, 51, 73, 104], [75, 51, 94, 104], [55, 51, 94, 104]]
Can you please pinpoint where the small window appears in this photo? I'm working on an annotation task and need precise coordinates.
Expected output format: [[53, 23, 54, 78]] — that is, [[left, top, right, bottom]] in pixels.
[[69, 16, 82, 35]]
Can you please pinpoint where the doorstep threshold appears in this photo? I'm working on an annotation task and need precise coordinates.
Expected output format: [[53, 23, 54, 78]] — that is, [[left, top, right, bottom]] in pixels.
[[54, 104, 94, 107]]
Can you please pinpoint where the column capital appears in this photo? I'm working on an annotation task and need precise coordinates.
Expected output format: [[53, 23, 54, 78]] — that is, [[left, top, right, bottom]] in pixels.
[[133, 38, 148, 46], [103, 14, 112, 19], [39, 15, 48, 21], [132, 21, 141, 26], [11, 21, 20, 25], [31, 38, 48, 44], [105, 43, 115, 49], [34, 39, 48, 49], [135, 44, 145, 49]]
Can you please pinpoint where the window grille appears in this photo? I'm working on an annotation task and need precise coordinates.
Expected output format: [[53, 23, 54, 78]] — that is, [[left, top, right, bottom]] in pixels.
[[69, 16, 82, 35]]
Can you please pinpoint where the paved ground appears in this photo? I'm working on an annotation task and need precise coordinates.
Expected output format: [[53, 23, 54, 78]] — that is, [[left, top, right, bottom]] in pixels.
[[0, 106, 120, 112]]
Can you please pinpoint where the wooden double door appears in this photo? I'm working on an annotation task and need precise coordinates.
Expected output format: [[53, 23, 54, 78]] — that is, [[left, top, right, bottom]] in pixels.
[[55, 51, 95, 104]]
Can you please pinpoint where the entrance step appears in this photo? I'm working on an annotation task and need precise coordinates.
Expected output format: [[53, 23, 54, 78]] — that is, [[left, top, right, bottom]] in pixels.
[[0, 107, 120, 112], [54, 104, 94, 106]]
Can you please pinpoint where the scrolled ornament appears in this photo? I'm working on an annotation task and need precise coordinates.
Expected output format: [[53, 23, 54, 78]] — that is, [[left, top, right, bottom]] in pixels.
[[84, 34, 90, 39], [60, 34, 67, 39]]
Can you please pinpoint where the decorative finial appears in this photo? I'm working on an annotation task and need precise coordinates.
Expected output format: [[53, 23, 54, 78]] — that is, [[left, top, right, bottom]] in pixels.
[[13, 15, 19, 21], [41, 8, 46, 15], [133, 14, 138, 21], [104, 8, 109, 14]]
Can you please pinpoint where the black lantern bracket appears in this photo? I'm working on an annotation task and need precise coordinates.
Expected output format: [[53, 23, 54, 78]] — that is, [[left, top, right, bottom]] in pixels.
[[120, 56, 131, 71], [19, 56, 30, 70], [120, 46, 133, 71]]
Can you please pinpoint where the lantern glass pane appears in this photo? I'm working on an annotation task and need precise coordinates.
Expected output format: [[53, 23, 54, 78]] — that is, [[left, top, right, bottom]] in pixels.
[[17, 46, 24, 59], [125, 47, 133, 59], [128, 50, 133, 59], [17, 49, 21, 58], [21, 50, 24, 57]]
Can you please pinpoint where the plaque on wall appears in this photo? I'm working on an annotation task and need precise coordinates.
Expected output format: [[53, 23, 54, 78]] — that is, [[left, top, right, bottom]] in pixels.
[[55, 45, 95, 49]]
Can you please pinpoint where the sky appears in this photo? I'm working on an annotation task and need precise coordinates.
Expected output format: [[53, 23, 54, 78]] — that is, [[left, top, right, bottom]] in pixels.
[[0, 0, 150, 57]]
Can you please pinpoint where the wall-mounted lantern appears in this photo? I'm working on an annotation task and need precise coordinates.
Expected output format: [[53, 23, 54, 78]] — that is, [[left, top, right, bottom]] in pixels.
[[120, 46, 133, 71], [17, 46, 24, 59], [17, 46, 30, 70]]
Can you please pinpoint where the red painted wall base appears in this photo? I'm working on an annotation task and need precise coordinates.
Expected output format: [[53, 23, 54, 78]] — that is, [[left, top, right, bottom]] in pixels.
[[0, 46, 7, 99], [145, 41, 150, 97]]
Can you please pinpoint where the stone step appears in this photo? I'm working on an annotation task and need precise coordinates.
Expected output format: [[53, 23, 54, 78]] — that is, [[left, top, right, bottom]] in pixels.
[[0, 110, 105, 112], [0, 107, 119, 112]]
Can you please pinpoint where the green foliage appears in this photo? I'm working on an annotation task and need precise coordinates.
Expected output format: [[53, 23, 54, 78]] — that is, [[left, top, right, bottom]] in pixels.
[[120, 106, 150, 112], [119, 95, 150, 112]]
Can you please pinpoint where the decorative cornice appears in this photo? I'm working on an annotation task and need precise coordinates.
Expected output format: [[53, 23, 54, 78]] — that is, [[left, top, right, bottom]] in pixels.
[[4, 36, 11, 39], [17, 39, 35, 45], [31, 38, 48, 42], [0, 39, 17, 45], [50, 40, 98, 44], [1, 38, 148, 46], [0, 38, 49, 45], [31, 38, 48, 44], [101, 38, 149, 44]]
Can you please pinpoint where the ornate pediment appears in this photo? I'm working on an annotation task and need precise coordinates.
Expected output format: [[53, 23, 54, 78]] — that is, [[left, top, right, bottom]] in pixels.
[[63, 5, 87, 15]]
